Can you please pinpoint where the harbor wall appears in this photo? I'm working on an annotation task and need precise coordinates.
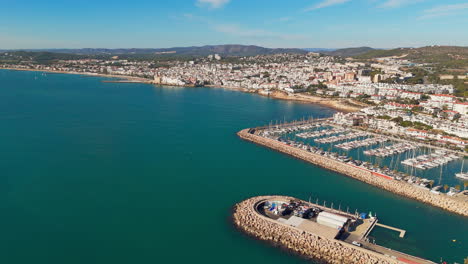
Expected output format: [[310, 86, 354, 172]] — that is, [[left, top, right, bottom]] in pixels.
[[232, 196, 399, 264], [237, 129, 468, 217]]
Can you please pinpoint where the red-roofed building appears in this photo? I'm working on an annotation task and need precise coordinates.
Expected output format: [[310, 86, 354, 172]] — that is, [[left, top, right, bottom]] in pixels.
[[400, 91, 422, 100], [427, 94, 456, 109], [440, 136, 468, 147], [406, 129, 429, 139], [384, 102, 417, 110], [453, 102, 468, 116]]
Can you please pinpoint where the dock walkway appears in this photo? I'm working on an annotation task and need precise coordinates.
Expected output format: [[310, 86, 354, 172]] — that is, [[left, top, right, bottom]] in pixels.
[[376, 223, 406, 238]]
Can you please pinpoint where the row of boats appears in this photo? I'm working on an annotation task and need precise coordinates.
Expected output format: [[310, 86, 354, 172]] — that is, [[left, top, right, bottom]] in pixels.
[[335, 137, 389, 151], [275, 137, 461, 193], [260, 123, 322, 138], [315, 132, 369, 144], [401, 150, 460, 170], [258, 123, 467, 183], [296, 128, 347, 139], [363, 143, 418, 157]]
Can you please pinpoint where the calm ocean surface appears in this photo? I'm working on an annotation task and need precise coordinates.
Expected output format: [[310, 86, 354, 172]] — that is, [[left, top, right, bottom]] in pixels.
[[0, 69, 466, 264]]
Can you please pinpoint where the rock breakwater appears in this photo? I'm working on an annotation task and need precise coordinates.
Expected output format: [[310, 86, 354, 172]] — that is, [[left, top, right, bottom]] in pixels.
[[233, 196, 398, 264], [237, 129, 468, 217]]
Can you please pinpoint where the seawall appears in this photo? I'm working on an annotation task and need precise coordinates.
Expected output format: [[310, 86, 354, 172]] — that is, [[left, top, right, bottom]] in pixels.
[[237, 129, 468, 217], [233, 196, 400, 264]]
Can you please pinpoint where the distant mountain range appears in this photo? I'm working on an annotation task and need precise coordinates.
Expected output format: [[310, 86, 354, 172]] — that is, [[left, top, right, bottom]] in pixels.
[[0, 45, 308, 57], [303, 48, 337, 52], [320, 47, 377, 57], [2, 45, 467, 65]]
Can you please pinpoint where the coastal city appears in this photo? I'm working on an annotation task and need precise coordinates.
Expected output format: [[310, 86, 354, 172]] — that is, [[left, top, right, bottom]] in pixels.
[[3, 0, 468, 264], [2, 52, 467, 152]]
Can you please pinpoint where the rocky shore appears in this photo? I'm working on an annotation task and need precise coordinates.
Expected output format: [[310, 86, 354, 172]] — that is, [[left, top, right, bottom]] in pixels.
[[233, 196, 398, 264], [237, 129, 468, 217]]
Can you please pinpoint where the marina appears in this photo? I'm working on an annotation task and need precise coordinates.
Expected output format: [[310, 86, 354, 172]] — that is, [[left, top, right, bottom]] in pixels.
[[243, 117, 468, 217], [259, 118, 467, 187], [315, 132, 369, 144], [335, 137, 389, 151], [401, 150, 461, 170], [297, 127, 347, 139], [364, 143, 418, 157]]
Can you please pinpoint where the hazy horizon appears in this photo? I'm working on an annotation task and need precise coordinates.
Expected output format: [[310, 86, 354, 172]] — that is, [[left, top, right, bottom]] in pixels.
[[1, 44, 467, 51], [1, 0, 468, 49]]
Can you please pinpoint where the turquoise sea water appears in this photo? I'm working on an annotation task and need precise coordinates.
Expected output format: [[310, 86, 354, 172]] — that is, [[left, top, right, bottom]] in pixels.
[[0, 70, 466, 264]]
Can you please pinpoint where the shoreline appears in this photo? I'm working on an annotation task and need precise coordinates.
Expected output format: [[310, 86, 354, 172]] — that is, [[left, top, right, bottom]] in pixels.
[[237, 129, 468, 217], [1, 67, 363, 113], [1, 67, 153, 84], [265, 90, 364, 113]]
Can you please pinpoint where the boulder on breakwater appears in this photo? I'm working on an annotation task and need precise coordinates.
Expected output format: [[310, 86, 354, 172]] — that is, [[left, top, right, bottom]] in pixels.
[[232, 196, 399, 264]]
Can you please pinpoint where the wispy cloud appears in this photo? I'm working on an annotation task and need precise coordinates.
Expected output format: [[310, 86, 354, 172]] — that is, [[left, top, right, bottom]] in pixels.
[[214, 24, 306, 40], [379, 0, 423, 8], [178, 13, 306, 42], [305, 0, 350, 11], [196, 0, 230, 9], [418, 3, 468, 19]]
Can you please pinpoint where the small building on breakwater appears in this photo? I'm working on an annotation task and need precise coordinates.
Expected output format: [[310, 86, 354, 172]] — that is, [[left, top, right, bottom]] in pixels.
[[233, 196, 437, 264]]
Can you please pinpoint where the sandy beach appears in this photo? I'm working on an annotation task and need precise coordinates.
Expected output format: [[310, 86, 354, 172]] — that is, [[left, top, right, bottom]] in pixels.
[[266, 90, 366, 113]]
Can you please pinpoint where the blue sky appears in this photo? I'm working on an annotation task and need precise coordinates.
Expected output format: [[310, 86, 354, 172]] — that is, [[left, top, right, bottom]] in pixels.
[[1, 0, 467, 49]]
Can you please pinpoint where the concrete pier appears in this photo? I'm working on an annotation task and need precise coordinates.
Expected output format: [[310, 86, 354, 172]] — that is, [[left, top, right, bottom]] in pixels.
[[375, 223, 406, 238], [233, 196, 436, 264]]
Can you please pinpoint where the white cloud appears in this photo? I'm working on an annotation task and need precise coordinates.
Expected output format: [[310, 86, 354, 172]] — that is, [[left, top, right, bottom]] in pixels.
[[379, 0, 423, 8], [305, 0, 350, 11], [196, 0, 230, 9], [214, 24, 306, 40], [418, 3, 468, 19]]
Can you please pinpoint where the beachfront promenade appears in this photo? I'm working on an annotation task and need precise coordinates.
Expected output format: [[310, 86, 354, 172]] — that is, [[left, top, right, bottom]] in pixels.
[[237, 129, 468, 217]]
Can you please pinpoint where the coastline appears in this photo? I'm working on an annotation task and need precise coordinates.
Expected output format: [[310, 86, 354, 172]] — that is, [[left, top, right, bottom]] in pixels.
[[237, 129, 468, 217], [1, 67, 363, 113], [266, 90, 364, 113], [1, 67, 153, 84], [206, 85, 364, 113]]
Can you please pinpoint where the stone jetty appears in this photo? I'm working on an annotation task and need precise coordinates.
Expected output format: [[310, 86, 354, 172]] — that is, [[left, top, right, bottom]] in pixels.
[[237, 129, 468, 217], [233, 196, 399, 264]]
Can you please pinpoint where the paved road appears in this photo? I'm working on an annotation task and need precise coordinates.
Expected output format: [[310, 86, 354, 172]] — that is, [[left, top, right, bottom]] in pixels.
[[362, 242, 436, 264]]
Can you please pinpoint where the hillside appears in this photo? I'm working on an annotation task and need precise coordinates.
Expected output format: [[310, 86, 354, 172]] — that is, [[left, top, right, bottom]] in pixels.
[[0, 45, 307, 57], [354, 46, 468, 98], [354, 46, 468, 63], [321, 47, 376, 57], [0, 51, 88, 64]]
